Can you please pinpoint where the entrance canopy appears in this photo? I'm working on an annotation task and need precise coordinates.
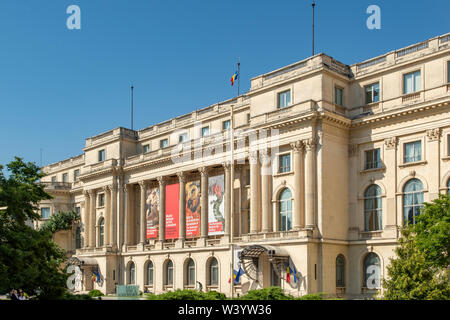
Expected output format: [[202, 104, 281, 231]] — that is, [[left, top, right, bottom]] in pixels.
[[239, 245, 289, 281]]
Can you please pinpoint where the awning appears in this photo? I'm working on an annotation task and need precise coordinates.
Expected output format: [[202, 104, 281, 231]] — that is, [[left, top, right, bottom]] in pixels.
[[66, 256, 98, 267], [239, 245, 289, 281]]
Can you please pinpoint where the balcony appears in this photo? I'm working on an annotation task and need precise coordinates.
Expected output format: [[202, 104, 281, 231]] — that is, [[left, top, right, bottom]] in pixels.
[[40, 181, 72, 191]]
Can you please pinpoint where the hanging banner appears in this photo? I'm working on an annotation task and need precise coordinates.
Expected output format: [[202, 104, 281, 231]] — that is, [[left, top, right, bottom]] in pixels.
[[165, 183, 180, 239], [185, 180, 201, 238], [146, 187, 159, 239], [208, 174, 225, 235]]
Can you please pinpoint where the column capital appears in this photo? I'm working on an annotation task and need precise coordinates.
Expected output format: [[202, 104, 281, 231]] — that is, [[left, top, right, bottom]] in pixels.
[[222, 162, 232, 171], [198, 167, 209, 177], [83, 190, 89, 197], [138, 180, 147, 188], [102, 185, 108, 192], [157, 176, 166, 187], [87, 189, 96, 196], [107, 184, 118, 192], [123, 184, 130, 193], [290, 140, 304, 152], [249, 150, 258, 164], [384, 137, 398, 150], [176, 172, 186, 183], [426, 128, 440, 142], [303, 138, 317, 151]]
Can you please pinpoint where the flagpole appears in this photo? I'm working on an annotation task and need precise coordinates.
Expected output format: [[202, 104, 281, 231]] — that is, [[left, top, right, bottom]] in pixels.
[[312, 1, 316, 56], [131, 84, 134, 130], [237, 58, 240, 96]]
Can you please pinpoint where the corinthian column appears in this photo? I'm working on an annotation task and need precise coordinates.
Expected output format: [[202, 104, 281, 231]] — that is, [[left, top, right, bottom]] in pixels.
[[290, 141, 305, 230], [261, 153, 272, 233], [123, 185, 129, 246], [249, 151, 259, 233], [177, 172, 186, 241], [157, 177, 166, 242], [88, 189, 96, 248], [103, 186, 110, 246], [83, 191, 90, 248], [109, 183, 118, 248], [139, 181, 147, 245], [199, 167, 208, 238], [304, 138, 316, 228], [223, 163, 231, 236]]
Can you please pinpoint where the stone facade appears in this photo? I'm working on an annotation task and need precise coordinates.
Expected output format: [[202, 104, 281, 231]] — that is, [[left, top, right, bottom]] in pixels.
[[38, 33, 450, 298]]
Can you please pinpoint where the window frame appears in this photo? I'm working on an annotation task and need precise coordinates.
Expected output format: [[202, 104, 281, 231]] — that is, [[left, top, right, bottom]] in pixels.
[[201, 126, 210, 137], [99, 218, 105, 247], [98, 193, 105, 207], [160, 138, 169, 149], [41, 207, 51, 219], [186, 259, 195, 286], [403, 140, 422, 164], [277, 89, 292, 109], [403, 70, 421, 94], [73, 169, 80, 181], [363, 185, 383, 231], [62, 173, 68, 183], [403, 178, 424, 226], [98, 149, 106, 162], [278, 188, 293, 232], [178, 133, 188, 143], [222, 120, 231, 131], [278, 153, 291, 174], [334, 86, 344, 106], [146, 261, 154, 286], [364, 148, 381, 170], [143, 144, 150, 154], [364, 82, 380, 104], [209, 258, 219, 286], [165, 260, 174, 286], [336, 254, 346, 288], [363, 253, 381, 289], [128, 262, 136, 285]]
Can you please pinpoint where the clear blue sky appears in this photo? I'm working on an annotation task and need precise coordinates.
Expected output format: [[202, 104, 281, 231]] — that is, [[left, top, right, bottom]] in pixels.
[[0, 0, 448, 168]]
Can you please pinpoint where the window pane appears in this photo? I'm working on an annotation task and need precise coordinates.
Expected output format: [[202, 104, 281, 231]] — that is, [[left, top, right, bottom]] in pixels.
[[413, 71, 421, 91], [41, 207, 50, 219], [278, 90, 291, 108], [404, 141, 421, 163], [404, 73, 413, 94]]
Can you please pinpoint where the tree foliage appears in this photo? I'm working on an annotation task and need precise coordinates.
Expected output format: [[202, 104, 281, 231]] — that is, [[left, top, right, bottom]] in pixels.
[[0, 157, 70, 299], [40, 210, 80, 234], [146, 289, 226, 300], [383, 194, 450, 300]]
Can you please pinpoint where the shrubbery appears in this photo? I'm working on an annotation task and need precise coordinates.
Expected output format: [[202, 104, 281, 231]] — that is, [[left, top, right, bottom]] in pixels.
[[146, 289, 226, 300], [62, 292, 93, 300], [88, 289, 104, 297]]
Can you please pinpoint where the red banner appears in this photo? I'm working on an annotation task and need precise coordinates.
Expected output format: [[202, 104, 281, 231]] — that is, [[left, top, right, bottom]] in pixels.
[[165, 183, 180, 239]]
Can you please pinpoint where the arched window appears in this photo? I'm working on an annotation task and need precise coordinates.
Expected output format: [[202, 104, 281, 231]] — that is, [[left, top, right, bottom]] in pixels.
[[99, 218, 105, 247], [128, 262, 135, 285], [403, 179, 424, 225], [336, 254, 346, 287], [279, 188, 293, 231], [75, 226, 81, 249], [363, 253, 381, 289], [186, 259, 195, 286], [208, 258, 219, 286], [165, 260, 174, 286], [146, 261, 154, 286], [447, 179, 450, 195], [364, 185, 382, 231]]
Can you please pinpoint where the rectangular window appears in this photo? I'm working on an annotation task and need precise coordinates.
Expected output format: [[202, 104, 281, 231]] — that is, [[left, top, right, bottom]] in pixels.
[[73, 169, 80, 181], [51, 176, 57, 183], [98, 149, 105, 162], [246, 169, 250, 186], [279, 154, 291, 173], [364, 149, 381, 170], [448, 61, 450, 83], [404, 141, 422, 163], [75, 206, 80, 215], [41, 207, 50, 219], [365, 83, 380, 104], [160, 139, 169, 149], [247, 113, 251, 124], [201, 126, 210, 137], [403, 70, 421, 94], [98, 194, 105, 207], [62, 173, 68, 183], [143, 144, 150, 154], [277, 90, 291, 108], [335, 87, 344, 106], [179, 133, 188, 143], [223, 120, 231, 130]]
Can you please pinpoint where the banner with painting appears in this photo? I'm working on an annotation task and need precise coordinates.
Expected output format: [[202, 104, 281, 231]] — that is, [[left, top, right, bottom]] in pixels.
[[208, 174, 225, 235], [146, 187, 159, 239], [185, 180, 201, 237], [165, 183, 180, 239]]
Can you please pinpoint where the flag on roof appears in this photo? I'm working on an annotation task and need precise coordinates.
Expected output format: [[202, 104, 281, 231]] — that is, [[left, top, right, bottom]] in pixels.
[[231, 71, 239, 86]]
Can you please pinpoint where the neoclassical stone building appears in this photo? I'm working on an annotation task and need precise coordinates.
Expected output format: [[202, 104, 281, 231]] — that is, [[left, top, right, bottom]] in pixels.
[[38, 33, 450, 298]]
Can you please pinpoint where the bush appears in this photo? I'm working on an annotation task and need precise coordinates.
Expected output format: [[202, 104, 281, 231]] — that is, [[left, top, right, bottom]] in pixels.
[[146, 289, 226, 300], [239, 287, 294, 300], [295, 293, 324, 300], [88, 289, 104, 297], [62, 292, 93, 300]]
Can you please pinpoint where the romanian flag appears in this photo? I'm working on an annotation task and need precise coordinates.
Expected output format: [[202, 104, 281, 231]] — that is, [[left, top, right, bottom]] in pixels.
[[91, 272, 97, 283], [230, 71, 239, 86], [286, 266, 291, 283]]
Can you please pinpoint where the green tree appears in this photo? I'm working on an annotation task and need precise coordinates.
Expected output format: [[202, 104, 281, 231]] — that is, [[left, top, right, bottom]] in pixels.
[[0, 157, 69, 299], [40, 210, 80, 234], [383, 194, 450, 300]]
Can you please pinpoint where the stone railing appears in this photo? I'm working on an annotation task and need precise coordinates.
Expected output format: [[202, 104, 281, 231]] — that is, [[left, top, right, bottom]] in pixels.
[[81, 159, 118, 175], [40, 181, 72, 190], [251, 100, 317, 126]]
